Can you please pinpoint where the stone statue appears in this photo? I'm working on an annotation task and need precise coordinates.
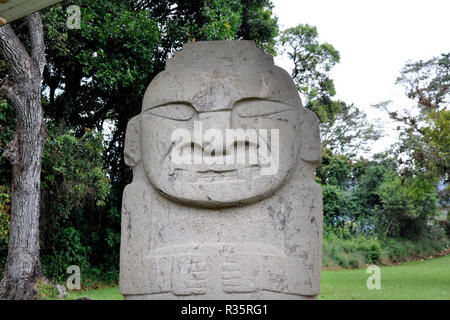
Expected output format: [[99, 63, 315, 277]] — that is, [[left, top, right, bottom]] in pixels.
[[120, 41, 323, 300]]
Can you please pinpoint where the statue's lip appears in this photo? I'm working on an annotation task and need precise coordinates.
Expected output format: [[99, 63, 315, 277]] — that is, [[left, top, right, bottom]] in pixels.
[[167, 165, 262, 183], [172, 163, 261, 173], [196, 168, 238, 174]]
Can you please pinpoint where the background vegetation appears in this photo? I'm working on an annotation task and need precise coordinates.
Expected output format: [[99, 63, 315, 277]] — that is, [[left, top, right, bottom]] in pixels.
[[0, 0, 448, 286]]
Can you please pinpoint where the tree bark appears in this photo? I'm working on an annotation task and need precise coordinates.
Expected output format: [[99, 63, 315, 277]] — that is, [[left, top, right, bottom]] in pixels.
[[0, 12, 46, 300]]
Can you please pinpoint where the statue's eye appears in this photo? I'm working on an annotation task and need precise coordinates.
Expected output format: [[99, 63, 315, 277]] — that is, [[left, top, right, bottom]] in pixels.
[[145, 103, 195, 120], [235, 100, 293, 118]]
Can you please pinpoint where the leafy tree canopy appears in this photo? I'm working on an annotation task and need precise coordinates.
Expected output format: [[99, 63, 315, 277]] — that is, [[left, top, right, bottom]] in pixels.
[[279, 24, 341, 123]]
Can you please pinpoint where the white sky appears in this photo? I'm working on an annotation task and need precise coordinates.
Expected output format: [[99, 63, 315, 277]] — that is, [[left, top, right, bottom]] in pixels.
[[272, 0, 450, 155]]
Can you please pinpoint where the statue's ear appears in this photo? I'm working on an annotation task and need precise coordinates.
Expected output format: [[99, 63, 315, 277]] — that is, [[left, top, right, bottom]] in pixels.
[[299, 109, 322, 165], [124, 115, 141, 167]]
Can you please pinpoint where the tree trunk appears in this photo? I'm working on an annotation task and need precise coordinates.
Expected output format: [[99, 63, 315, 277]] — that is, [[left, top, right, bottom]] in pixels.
[[0, 13, 46, 300], [0, 102, 45, 300]]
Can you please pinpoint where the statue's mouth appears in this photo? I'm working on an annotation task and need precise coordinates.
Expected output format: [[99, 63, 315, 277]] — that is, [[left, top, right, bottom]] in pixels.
[[168, 164, 261, 183]]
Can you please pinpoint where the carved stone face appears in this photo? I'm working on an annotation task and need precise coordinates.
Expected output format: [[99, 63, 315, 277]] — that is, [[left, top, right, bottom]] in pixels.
[[135, 42, 306, 207], [121, 42, 323, 299]]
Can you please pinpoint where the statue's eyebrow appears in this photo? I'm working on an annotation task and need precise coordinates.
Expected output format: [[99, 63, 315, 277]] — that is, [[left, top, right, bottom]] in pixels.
[[143, 99, 296, 114], [232, 98, 296, 109], [143, 101, 195, 111]]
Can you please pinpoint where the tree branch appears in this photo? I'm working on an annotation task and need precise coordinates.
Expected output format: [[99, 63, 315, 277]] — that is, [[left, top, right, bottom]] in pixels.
[[0, 23, 32, 84], [28, 12, 46, 77]]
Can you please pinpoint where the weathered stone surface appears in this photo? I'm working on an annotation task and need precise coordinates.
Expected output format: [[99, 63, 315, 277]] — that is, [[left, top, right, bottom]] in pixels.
[[120, 40, 323, 300]]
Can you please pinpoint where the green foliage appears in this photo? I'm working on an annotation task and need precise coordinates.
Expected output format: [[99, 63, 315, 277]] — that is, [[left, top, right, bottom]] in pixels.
[[237, 0, 278, 55], [379, 53, 449, 212], [187, 0, 278, 53], [0, 185, 10, 244], [318, 149, 444, 240], [354, 163, 390, 208], [317, 150, 357, 233], [279, 24, 341, 123], [321, 185, 356, 232], [0, 185, 10, 272], [320, 102, 381, 157], [396, 52, 449, 113], [323, 233, 382, 269], [317, 150, 352, 187], [0, 99, 12, 270], [323, 231, 449, 269], [40, 125, 111, 280], [42, 127, 110, 209], [197, 0, 242, 41], [0, 98, 14, 186], [42, 0, 161, 127], [376, 172, 439, 239], [381, 237, 449, 263], [441, 214, 450, 238]]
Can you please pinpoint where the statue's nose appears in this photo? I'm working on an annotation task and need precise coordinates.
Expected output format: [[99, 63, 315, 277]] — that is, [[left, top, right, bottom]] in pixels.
[[199, 111, 231, 155]]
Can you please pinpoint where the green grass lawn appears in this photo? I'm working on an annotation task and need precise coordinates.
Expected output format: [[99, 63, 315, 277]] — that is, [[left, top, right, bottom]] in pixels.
[[67, 255, 450, 300], [68, 286, 123, 300], [320, 254, 450, 300]]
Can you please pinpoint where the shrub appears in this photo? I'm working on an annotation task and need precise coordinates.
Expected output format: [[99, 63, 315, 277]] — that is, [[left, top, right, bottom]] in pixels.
[[0, 185, 10, 274], [39, 125, 111, 281], [323, 231, 449, 269]]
